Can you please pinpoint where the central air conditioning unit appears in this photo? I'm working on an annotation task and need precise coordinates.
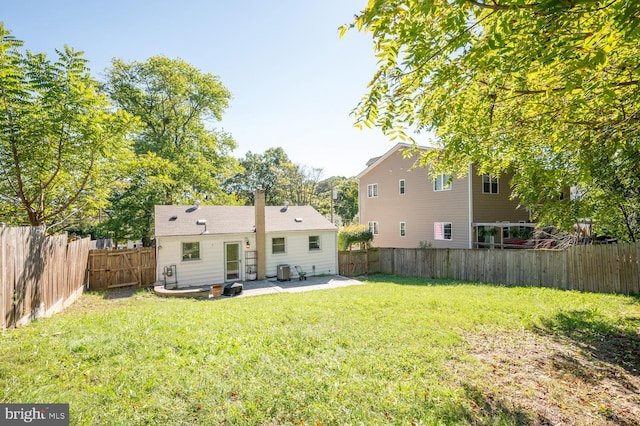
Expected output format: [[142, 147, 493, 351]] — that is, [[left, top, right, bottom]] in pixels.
[[277, 264, 290, 281]]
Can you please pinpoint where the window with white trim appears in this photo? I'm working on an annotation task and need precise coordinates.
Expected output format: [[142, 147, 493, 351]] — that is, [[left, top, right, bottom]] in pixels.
[[367, 183, 378, 198], [368, 221, 379, 235], [308, 236, 320, 250], [272, 237, 285, 254], [182, 242, 200, 260], [434, 222, 452, 240], [482, 175, 498, 194], [400, 222, 406, 237], [433, 174, 452, 191], [399, 179, 405, 195]]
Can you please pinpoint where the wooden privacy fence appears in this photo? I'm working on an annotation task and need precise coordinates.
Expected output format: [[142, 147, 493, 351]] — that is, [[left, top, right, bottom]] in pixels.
[[87, 248, 156, 290], [1, 226, 92, 329], [338, 249, 380, 276], [339, 244, 640, 294]]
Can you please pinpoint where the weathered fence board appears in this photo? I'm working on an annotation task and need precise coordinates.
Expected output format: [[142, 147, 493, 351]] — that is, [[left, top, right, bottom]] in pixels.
[[339, 245, 640, 295], [87, 248, 156, 290], [0, 226, 91, 329]]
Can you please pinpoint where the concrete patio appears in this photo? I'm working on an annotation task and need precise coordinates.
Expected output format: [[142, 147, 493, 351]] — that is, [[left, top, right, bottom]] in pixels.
[[153, 274, 365, 299]]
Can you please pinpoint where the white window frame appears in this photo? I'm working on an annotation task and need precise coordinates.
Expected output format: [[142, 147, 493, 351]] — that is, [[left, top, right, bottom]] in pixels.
[[434, 222, 452, 241], [308, 235, 320, 251], [182, 242, 201, 261], [433, 174, 452, 191], [272, 237, 286, 254], [482, 174, 499, 194], [368, 221, 379, 235], [399, 179, 405, 195], [367, 183, 378, 198], [400, 222, 406, 237], [501, 221, 510, 239]]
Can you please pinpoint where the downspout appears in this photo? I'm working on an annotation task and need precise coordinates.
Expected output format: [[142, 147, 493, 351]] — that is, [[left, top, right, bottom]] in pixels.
[[468, 164, 473, 249]]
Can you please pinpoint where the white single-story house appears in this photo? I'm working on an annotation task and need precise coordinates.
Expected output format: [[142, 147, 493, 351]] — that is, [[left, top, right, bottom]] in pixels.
[[154, 190, 338, 288]]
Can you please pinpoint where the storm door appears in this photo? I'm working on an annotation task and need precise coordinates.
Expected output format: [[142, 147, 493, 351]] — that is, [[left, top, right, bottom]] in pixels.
[[225, 242, 241, 281]]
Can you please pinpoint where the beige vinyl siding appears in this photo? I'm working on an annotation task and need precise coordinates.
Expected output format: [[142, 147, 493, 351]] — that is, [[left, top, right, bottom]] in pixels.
[[359, 148, 470, 249], [471, 165, 530, 223]]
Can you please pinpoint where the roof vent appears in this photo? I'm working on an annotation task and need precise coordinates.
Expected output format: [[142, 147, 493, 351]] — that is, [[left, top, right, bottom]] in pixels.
[[196, 219, 208, 234], [294, 217, 303, 222]]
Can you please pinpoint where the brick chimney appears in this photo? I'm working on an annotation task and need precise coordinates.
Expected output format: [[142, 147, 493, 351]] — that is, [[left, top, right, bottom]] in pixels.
[[255, 188, 266, 280]]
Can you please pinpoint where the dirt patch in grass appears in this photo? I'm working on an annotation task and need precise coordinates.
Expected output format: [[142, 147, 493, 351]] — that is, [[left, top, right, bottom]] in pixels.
[[456, 330, 640, 425]]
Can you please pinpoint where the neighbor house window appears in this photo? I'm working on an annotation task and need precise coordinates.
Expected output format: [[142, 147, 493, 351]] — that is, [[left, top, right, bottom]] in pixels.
[[272, 237, 285, 254], [367, 183, 378, 198], [182, 242, 200, 260], [309, 236, 320, 250], [399, 179, 405, 195], [434, 222, 452, 240], [368, 221, 379, 235], [400, 222, 406, 237], [482, 175, 498, 194], [434, 174, 452, 191]]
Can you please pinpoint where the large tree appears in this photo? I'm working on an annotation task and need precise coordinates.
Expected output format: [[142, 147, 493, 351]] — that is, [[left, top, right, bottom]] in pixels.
[[224, 147, 291, 205], [344, 0, 640, 239], [103, 56, 239, 240], [224, 147, 324, 208], [0, 25, 134, 230], [315, 176, 359, 225]]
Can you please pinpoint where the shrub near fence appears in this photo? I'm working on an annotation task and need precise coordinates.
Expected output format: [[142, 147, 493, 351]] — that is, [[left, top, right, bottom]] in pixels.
[[339, 244, 640, 294], [0, 226, 92, 329]]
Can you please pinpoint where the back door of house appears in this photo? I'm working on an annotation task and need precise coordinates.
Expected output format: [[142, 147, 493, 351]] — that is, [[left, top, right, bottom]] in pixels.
[[225, 242, 240, 281]]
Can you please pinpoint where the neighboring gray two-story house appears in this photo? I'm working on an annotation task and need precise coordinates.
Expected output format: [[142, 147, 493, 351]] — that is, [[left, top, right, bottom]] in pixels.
[[358, 143, 531, 249]]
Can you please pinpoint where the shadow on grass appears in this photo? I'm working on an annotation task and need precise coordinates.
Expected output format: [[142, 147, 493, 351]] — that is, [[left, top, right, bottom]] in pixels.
[[458, 383, 553, 425], [102, 286, 155, 300], [537, 310, 640, 378]]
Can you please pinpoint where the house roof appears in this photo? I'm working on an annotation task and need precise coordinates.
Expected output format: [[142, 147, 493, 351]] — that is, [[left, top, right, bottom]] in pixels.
[[154, 205, 337, 237], [357, 142, 432, 179]]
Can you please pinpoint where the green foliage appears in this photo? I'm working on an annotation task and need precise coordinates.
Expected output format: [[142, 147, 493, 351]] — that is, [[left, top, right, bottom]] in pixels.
[[0, 25, 135, 229], [334, 179, 359, 224], [224, 147, 324, 208], [100, 152, 176, 243], [103, 56, 240, 239], [344, 0, 640, 239], [418, 240, 432, 249], [224, 147, 291, 205], [338, 223, 373, 251], [316, 176, 359, 225]]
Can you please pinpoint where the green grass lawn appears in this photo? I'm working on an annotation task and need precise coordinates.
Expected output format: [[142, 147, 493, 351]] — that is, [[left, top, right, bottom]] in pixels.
[[2, 275, 639, 425]]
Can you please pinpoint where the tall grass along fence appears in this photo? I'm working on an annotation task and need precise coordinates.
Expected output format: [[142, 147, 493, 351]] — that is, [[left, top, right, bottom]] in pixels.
[[0, 226, 92, 329], [86, 248, 156, 291], [339, 244, 640, 294]]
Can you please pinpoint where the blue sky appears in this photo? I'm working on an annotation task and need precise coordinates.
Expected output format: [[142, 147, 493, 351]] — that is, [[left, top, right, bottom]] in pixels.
[[1, 0, 414, 178]]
